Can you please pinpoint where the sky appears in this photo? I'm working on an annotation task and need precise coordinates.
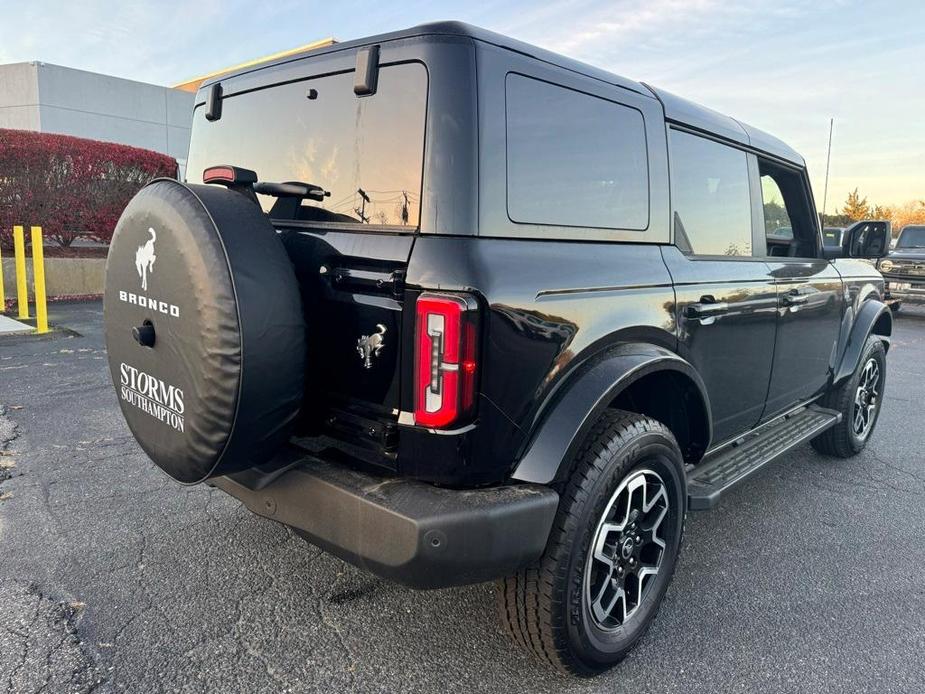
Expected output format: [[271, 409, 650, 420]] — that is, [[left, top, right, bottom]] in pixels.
[[1, 0, 922, 209]]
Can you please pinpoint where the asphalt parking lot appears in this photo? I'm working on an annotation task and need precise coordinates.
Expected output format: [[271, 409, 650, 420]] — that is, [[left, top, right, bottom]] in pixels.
[[1, 301, 924, 693]]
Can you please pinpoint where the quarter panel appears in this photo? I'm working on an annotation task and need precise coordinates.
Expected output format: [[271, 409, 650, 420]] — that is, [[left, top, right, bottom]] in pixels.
[[475, 42, 670, 243], [405, 236, 676, 479]]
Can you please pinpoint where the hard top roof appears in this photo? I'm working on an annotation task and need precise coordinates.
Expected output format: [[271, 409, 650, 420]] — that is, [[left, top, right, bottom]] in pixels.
[[647, 86, 803, 165], [204, 20, 804, 167]]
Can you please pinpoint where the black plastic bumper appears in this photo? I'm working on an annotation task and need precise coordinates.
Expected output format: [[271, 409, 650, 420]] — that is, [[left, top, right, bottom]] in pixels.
[[211, 456, 559, 589]]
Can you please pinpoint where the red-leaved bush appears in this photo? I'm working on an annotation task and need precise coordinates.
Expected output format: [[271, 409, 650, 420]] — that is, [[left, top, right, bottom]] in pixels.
[[0, 129, 177, 248]]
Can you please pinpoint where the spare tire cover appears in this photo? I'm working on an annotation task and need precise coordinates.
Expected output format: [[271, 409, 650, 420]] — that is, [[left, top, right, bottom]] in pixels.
[[104, 179, 305, 484]]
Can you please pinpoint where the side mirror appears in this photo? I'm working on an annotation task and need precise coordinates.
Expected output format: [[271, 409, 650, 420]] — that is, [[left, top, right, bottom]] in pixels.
[[842, 220, 891, 259]]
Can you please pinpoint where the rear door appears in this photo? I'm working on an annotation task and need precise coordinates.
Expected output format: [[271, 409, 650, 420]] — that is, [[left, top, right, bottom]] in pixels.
[[756, 158, 844, 419], [663, 128, 779, 445], [185, 49, 431, 459]]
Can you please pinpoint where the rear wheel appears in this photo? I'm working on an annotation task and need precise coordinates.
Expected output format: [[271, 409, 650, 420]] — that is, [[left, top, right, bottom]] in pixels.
[[811, 335, 886, 458], [496, 410, 686, 675]]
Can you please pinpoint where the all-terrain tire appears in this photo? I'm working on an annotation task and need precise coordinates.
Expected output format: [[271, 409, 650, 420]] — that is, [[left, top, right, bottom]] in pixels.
[[811, 335, 886, 458], [496, 410, 686, 676]]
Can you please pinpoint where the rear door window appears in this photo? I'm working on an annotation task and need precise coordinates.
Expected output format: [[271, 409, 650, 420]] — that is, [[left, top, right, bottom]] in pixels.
[[186, 62, 427, 228], [505, 74, 649, 231], [669, 130, 752, 257]]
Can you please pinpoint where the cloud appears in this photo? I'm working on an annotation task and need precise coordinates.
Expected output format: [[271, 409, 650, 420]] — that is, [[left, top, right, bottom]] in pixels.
[[489, 0, 922, 206], [0, 0, 920, 206], [0, 0, 254, 84], [507, 0, 722, 56]]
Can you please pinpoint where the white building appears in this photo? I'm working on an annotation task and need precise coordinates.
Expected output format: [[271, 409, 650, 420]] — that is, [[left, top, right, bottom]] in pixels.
[[0, 62, 194, 177]]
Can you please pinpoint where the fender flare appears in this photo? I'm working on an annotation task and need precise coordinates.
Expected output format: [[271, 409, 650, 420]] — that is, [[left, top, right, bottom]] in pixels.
[[833, 299, 892, 386], [511, 343, 711, 485]]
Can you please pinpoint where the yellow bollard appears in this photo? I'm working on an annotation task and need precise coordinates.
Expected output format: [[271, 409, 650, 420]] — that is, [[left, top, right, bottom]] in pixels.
[[13, 225, 29, 319], [0, 244, 5, 312], [31, 226, 49, 334]]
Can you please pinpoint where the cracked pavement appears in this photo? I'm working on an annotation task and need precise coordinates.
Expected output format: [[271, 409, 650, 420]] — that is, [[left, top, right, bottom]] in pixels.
[[1, 301, 924, 693]]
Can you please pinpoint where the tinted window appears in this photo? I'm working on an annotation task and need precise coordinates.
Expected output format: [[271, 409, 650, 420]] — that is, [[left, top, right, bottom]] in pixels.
[[505, 74, 649, 230], [186, 63, 427, 227], [669, 130, 752, 256], [822, 227, 843, 247], [898, 226, 925, 248]]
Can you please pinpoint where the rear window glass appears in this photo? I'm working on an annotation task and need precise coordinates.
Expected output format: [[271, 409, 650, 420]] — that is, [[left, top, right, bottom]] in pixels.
[[186, 62, 427, 228], [505, 74, 649, 230]]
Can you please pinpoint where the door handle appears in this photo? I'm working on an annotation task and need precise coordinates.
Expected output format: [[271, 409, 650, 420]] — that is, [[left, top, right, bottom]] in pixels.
[[781, 293, 808, 307], [685, 298, 729, 319]]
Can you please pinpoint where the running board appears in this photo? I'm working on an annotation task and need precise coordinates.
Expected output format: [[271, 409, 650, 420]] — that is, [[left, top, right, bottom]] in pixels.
[[687, 405, 841, 510]]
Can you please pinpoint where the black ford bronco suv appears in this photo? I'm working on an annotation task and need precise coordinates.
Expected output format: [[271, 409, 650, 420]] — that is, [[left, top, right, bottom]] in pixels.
[[103, 22, 893, 675]]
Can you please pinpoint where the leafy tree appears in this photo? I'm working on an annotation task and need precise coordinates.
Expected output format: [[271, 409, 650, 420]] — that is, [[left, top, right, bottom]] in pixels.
[[839, 188, 870, 221], [763, 200, 789, 234], [820, 212, 851, 227], [870, 204, 892, 220], [889, 200, 925, 237]]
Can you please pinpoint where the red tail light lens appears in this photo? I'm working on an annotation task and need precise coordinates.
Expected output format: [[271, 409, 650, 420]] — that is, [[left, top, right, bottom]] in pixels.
[[414, 293, 479, 428]]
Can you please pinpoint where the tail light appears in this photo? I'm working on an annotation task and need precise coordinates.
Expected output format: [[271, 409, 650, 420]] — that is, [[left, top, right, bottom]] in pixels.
[[414, 293, 479, 428]]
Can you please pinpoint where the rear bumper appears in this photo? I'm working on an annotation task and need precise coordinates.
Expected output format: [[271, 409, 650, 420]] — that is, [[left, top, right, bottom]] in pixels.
[[211, 455, 559, 589]]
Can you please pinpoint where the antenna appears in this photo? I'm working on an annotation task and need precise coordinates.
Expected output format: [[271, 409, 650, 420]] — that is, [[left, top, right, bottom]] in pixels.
[[820, 118, 834, 228]]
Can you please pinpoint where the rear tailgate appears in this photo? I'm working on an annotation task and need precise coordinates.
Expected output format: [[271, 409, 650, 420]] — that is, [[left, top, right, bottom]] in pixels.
[[281, 228, 413, 439], [186, 48, 429, 467]]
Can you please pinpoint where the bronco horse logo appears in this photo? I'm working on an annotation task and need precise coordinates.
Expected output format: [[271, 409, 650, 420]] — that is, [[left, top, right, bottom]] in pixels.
[[135, 228, 157, 291], [357, 324, 387, 369]]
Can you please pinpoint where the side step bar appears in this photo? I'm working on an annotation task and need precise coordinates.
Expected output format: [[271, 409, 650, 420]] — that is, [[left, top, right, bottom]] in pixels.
[[687, 405, 841, 510]]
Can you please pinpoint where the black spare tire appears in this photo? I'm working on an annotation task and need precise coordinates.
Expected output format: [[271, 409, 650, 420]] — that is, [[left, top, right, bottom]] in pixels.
[[104, 179, 305, 484]]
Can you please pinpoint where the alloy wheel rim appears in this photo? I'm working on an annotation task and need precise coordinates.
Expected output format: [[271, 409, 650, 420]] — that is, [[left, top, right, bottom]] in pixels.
[[852, 358, 881, 440], [583, 469, 669, 631]]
